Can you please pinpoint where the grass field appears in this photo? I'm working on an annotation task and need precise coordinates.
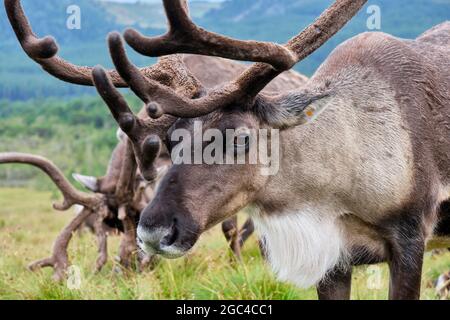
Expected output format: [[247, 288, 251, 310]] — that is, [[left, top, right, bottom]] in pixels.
[[0, 188, 448, 300]]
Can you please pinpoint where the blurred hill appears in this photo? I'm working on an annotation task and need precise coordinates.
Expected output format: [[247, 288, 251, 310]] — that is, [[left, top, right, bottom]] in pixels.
[[0, 0, 161, 100], [0, 0, 449, 188], [199, 0, 450, 75], [101, 0, 222, 29], [0, 0, 449, 100], [0, 94, 145, 189]]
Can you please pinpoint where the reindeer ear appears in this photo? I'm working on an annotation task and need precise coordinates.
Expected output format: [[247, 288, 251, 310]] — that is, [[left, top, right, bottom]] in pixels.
[[72, 173, 99, 192], [256, 90, 333, 129]]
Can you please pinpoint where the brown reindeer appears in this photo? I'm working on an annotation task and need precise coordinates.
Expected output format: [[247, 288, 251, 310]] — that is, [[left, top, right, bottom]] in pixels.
[[71, 138, 170, 271], [83, 0, 448, 300], [6, 0, 449, 299], [0, 147, 169, 277], [2, 0, 307, 276], [4, 0, 199, 280], [72, 53, 307, 260]]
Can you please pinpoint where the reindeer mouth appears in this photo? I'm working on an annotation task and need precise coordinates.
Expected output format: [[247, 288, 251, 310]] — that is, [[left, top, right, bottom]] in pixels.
[[137, 225, 196, 259], [138, 240, 191, 259]]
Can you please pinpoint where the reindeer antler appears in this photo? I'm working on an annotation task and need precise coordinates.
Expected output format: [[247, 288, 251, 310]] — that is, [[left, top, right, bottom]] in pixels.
[[4, 0, 206, 181], [124, 0, 297, 70], [4, 0, 172, 86], [0, 153, 103, 210], [0, 152, 111, 280], [92, 35, 205, 179], [121, 0, 367, 118], [93, 66, 169, 181], [92, 1, 366, 175]]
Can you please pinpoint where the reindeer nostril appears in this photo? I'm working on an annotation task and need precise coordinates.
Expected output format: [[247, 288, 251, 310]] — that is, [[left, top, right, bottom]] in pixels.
[[160, 218, 179, 247]]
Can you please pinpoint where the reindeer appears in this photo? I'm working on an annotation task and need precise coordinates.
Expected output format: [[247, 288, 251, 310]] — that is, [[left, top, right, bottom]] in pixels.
[[70, 55, 306, 260], [2, 0, 307, 275], [5, 0, 449, 299], [71, 137, 169, 270], [71, 134, 168, 240], [78, 0, 447, 300]]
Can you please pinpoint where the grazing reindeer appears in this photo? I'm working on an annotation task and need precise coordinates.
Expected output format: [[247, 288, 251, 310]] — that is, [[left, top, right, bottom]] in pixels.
[[72, 137, 169, 270], [0, 152, 114, 280], [73, 134, 246, 260], [86, 0, 448, 300], [3, 0, 307, 267], [4, 0, 200, 280], [72, 135, 169, 236]]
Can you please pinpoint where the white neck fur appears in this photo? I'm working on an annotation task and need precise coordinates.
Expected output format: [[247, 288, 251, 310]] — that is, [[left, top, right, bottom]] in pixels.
[[252, 205, 348, 288]]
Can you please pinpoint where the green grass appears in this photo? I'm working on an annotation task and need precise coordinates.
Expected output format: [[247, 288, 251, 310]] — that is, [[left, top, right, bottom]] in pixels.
[[0, 188, 448, 300]]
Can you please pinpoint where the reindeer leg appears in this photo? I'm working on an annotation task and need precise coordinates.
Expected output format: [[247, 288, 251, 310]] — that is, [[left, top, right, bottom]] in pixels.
[[117, 206, 138, 270], [384, 214, 425, 300], [237, 218, 267, 260], [317, 267, 353, 300], [93, 215, 108, 273], [222, 216, 241, 260], [388, 240, 424, 300], [258, 237, 267, 260], [29, 207, 93, 282], [239, 218, 255, 248]]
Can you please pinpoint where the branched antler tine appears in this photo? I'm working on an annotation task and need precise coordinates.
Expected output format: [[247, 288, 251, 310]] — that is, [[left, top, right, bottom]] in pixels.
[[92, 67, 163, 180], [123, 0, 296, 70], [4, 0, 57, 59], [4, 0, 125, 86], [108, 32, 181, 118], [0, 153, 102, 211], [108, 32, 152, 104], [92, 66, 138, 136], [5, 0, 58, 59], [139, 81, 243, 119], [107, 32, 208, 119], [29, 205, 94, 281], [4, 0, 165, 86], [233, 0, 368, 96], [234, 0, 368, 97], [142, 0, 367, 118], [285, 0, 367, 62]]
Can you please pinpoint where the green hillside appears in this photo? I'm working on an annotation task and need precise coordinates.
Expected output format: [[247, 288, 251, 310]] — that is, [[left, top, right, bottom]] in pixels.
[[0, 95, 143, 190], [101, 0, 222, 29], [0, 0, 160, 100], [0, 0, 449, 185], [200, 0, 450, 75], [0, 0, 449, 100]]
